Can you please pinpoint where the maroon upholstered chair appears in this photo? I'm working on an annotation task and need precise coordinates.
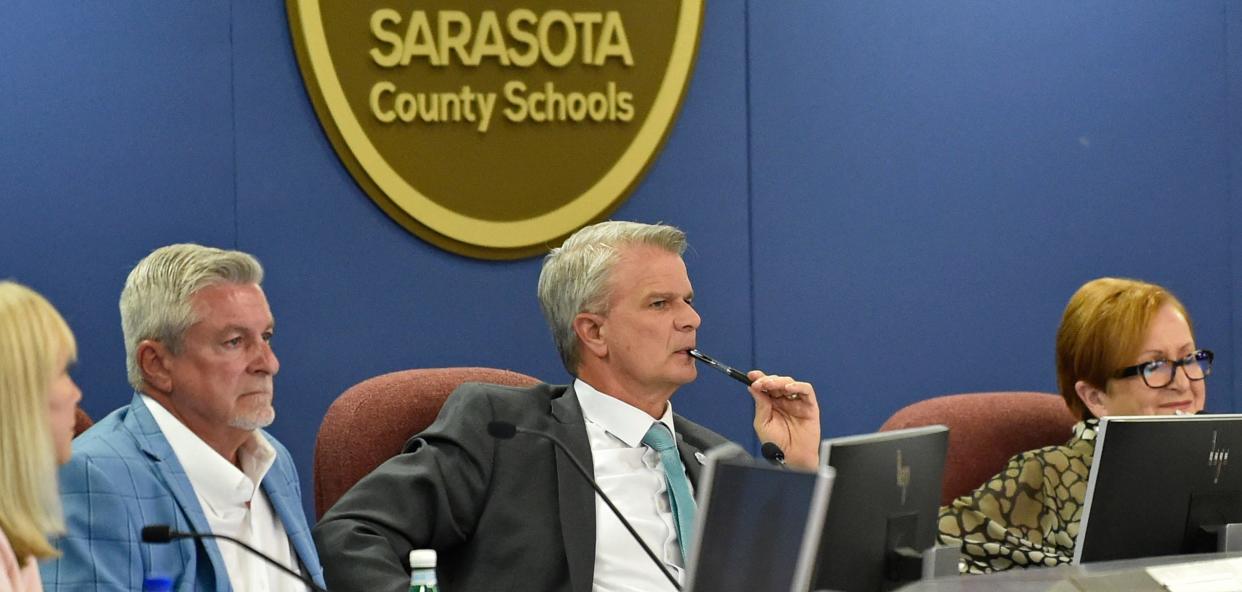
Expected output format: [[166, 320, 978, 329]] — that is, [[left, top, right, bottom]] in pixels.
[[73, 406, 93, 437], [314, 367, 541, 519], [879, 392, 1078, 506]]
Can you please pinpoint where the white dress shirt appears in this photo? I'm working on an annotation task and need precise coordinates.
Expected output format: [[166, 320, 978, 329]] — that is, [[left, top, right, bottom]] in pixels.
[[574, 379, 692, 592], [142, 396, 305, 592]]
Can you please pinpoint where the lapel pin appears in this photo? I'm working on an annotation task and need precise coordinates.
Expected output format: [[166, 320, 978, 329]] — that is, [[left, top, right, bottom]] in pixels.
[[694, 451, 706, 465]]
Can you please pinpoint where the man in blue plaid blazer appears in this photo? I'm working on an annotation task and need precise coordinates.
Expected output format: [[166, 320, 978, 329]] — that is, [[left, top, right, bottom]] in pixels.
[[40, 244, 323, 591]]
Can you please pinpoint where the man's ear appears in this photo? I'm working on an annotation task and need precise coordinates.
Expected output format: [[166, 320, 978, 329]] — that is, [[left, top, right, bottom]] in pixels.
[[1075, 379, 1109, 418], [137, 340, 174, 394], [573, 312, 608, 359]]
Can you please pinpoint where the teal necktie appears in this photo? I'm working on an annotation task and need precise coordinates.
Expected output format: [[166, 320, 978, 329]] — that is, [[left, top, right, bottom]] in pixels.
[[642, 422, 697, 563]]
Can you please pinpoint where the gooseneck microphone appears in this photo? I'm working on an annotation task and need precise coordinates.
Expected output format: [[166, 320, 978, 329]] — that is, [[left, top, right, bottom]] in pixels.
[[486, 421, 683, 591], [760, 442, 786, 466], [141, 525, 330, 592]]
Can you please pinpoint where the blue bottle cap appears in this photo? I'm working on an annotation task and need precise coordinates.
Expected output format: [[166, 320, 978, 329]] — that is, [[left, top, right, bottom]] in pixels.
[[143, 575, 174, 592]]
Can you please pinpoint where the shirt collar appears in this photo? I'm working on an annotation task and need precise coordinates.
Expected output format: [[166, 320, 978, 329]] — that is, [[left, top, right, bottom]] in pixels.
[[1074, 418, 1100, 441], [141, 394, 276, 508], [574, 378, 677, 448]]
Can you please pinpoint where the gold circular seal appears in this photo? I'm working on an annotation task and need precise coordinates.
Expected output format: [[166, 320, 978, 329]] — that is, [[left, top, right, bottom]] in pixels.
[[288, 1, 704, 259]]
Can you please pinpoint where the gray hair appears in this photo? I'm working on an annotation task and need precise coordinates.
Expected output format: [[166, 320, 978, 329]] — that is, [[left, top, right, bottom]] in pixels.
[[120, 244, 264, 390], [537, 221, 687, 373]]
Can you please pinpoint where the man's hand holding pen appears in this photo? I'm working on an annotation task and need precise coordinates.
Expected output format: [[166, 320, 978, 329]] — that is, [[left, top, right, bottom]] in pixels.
[[747, 371, 820, 470], [689, 348, 821, 470]]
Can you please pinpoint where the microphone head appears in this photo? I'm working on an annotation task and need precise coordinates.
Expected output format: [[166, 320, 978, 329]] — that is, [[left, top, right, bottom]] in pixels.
[[487, 421, 518, 440], [760, 442, 786, 462], [141, 525, 174, 543]]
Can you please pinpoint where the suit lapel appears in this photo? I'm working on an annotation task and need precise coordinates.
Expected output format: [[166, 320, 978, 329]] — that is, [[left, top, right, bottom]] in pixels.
[[673, 418, 708, 486], [550, 385, 596, 592], [260, 438, 324, 586], [126, 395, 232, 590]]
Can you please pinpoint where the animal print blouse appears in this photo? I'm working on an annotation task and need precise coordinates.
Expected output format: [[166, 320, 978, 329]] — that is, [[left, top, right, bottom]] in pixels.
[[937, 419, 1098, 574]]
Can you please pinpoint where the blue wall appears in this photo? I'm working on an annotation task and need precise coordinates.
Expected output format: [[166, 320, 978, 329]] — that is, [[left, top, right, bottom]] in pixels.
[[2, 1, 1239, 521], [749, 1, 1238, 431]]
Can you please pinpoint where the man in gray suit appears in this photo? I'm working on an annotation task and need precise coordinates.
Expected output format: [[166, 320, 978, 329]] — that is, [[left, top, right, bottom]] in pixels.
[[315, 221, 821, 592]]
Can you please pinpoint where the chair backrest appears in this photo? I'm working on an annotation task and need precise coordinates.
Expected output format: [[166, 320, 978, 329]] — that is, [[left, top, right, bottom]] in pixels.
[[73, 406, 93, 437], [879, 392, 1078, 506], [314, 367, 541, 519]]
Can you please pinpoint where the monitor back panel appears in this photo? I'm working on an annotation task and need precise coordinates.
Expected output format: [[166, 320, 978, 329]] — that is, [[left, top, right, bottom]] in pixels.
[[685, 456, 827, 592], [1076, 415, 1242, 563], [813, 426, 949, 592]]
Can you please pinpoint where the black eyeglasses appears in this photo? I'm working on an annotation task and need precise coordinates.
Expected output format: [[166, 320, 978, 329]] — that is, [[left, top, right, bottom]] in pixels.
[[1114, 349, 1214, 389]]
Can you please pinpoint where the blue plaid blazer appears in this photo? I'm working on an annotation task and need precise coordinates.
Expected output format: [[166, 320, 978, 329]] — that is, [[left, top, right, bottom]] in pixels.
[[40, 394, 325, 591]]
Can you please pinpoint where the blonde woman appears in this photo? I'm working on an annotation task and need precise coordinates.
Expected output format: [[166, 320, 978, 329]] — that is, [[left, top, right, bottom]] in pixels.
[[0, 281, 81, 592]]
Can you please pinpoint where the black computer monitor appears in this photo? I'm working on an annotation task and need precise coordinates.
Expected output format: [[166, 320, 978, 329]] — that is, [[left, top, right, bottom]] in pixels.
[[684, 445, 835, 592], [1075, 414, 1242, 563], [804, 425, 949, 592]]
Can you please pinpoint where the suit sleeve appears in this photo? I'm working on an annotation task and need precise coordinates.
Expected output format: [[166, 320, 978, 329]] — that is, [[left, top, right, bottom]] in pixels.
[[41, 454, 143, 591], [314, 384, 499, 592]]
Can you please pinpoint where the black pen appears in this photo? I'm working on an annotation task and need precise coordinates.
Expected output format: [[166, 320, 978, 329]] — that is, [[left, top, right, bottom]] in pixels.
[[688, 348, 753, 386]]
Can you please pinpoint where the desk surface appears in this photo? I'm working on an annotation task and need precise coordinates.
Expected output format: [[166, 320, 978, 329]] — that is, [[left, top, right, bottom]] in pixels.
[[896, 552, 1242, 592]]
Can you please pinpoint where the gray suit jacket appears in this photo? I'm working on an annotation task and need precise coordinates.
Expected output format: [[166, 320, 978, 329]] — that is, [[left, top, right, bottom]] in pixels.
[[314, 381, 730, 592]]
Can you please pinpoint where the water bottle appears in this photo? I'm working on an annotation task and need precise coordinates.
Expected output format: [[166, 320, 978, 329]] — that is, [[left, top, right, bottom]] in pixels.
[[409, 549, 439, 592]]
